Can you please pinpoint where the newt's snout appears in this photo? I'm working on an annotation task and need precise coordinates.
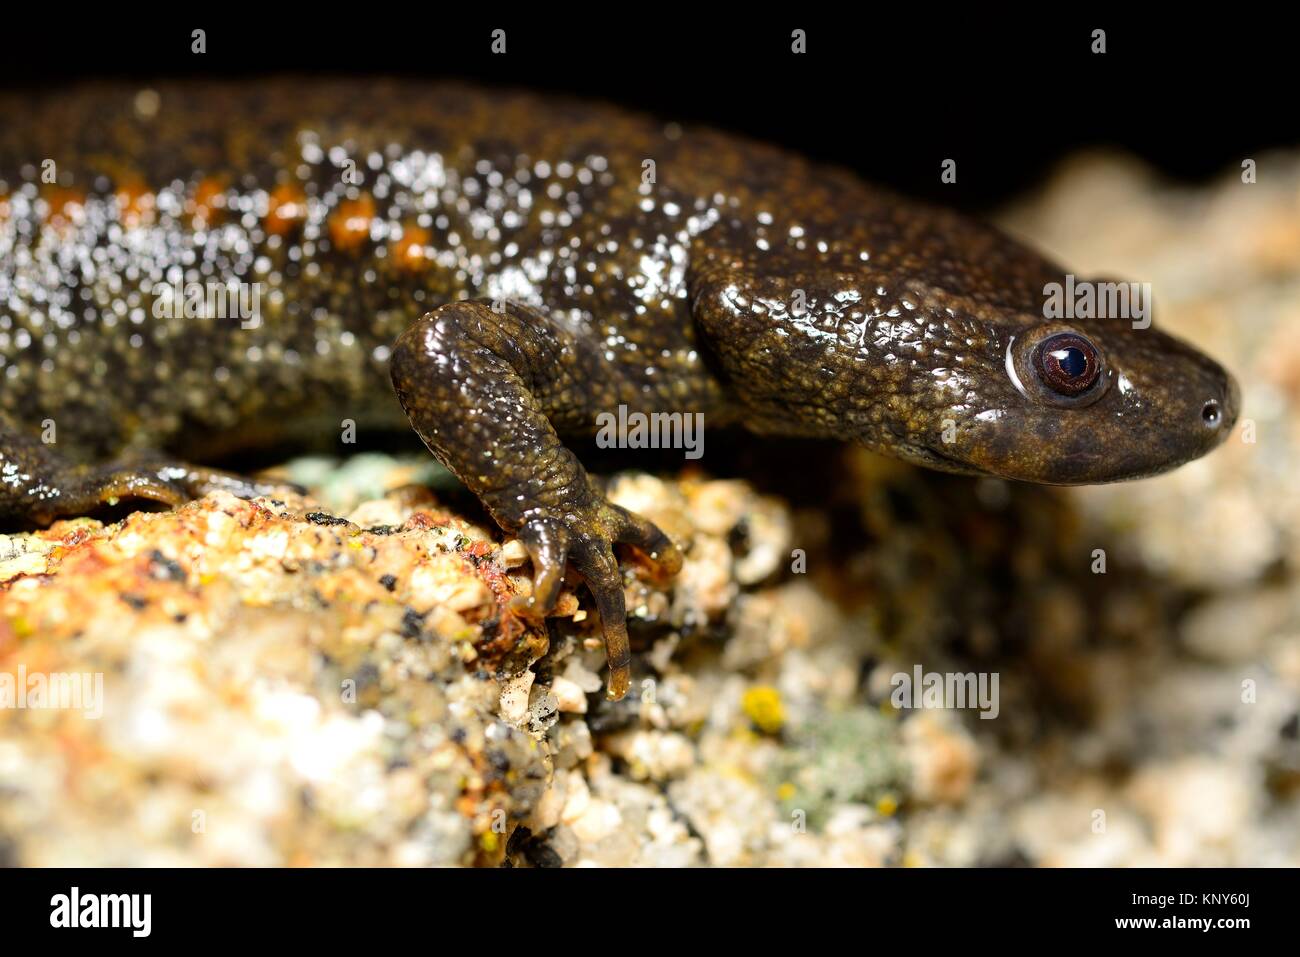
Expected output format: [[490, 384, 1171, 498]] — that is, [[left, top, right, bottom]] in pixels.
[[1150, 338, 1240, 471], [927, 321, 1241, 486]]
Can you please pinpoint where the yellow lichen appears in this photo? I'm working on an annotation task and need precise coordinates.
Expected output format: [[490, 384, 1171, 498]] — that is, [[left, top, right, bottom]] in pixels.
[[742, 685, 785, 734]]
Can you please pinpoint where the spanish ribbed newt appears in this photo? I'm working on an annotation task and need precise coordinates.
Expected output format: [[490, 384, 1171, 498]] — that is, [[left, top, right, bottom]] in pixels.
[[0, 80, 1239, 698]]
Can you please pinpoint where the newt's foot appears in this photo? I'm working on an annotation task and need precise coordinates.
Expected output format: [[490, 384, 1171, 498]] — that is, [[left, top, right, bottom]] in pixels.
[[24, 456, 298, 526], [388, 300, 689, 701], [509, 500, 682, 701]]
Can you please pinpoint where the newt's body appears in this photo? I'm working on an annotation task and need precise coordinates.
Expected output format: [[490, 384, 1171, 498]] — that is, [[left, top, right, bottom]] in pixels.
[[0, 81, 1238, 697]]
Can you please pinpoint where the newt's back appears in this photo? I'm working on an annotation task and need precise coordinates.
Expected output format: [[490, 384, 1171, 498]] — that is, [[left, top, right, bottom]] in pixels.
[[0, 80, 770, 457]]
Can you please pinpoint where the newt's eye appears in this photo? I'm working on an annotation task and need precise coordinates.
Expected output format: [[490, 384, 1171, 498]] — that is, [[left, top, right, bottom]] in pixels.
[[1036, 333, 1101, 397]]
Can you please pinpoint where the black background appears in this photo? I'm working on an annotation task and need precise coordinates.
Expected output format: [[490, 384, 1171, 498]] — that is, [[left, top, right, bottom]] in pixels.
[[0, 11, 1288, 210], [0, 865, 1275, 941]]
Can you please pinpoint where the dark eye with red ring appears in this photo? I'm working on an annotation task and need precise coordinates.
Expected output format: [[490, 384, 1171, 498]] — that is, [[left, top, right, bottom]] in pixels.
[[1036, 333, 1101, 397]]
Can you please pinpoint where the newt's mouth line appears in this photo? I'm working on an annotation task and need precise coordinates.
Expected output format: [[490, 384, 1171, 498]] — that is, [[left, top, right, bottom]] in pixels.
[[901, 441, 983, 476]]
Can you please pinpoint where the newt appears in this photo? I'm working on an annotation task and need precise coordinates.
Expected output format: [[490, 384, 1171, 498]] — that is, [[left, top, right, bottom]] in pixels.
[[0, 80, 1239, 698]]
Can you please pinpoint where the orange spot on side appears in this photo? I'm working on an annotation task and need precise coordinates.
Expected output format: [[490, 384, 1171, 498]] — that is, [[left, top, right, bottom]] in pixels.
[[188, 177, 226, 228], [42, 187, 86, 229], [391, 224, 432, 271], [265, 183, 307, 236], [329, 194, 375, 253], [115, 181, 156, 228]]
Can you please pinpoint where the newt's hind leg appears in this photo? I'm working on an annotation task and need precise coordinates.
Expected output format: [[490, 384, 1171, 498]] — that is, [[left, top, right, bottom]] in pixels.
[[389, 299, 688, 700], [0, 425, 290, 527]]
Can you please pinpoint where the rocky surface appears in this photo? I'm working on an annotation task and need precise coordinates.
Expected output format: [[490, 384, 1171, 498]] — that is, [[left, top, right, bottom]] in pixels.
[[1, 153, 1297, 867]]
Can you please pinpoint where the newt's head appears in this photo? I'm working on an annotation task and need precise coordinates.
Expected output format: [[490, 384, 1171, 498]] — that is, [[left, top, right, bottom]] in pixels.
[[906, 313, 1239, 484]]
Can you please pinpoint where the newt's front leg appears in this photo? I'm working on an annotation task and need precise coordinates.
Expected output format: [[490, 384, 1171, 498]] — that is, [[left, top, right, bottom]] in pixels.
[[389, 299, 684, 700], [0, 425, 291, 527]]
